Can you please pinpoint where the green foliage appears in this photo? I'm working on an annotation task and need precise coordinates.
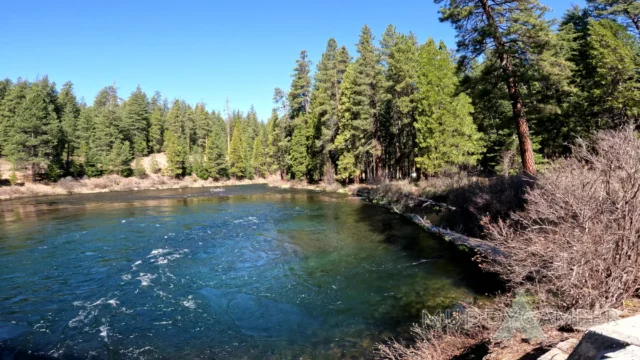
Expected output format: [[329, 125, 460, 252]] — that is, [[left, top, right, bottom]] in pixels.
[[205, 121, 228, 180], [414, 39, 483, 176], [228, 123, 246, 179], [382, 29, 421, 178], [133, 157, 147, 178], [335, 25, 385, 182], [288, 50, 312, 119], [123, 86, 150, 156], [310, 39, 351, 181], [3, 77, 62, 181], [1, 14, 637, 186], [165, 130, 187, 177], [9, 169, 17, 186], [58, 81, 80, 174], [588, 0, 640, 34], [149, 106, 164, 153], [106, 140, 132, 176], [84, 147, 103, 178], [585, 19, 640, 125], [148, 154, 161, 174], [288, 117, 310, 180], [251, 130, 267, 178], [266, 110, 288, 177]]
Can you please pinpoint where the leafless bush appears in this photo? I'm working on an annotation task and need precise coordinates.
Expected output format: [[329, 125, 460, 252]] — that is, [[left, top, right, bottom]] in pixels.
[[375, 325, 458, 360], [376, 306, 488, 360], [417, 172, 482, 199], [484, 129, 640, 310], [443, 175, 528, 236], [56, 176, 81, 192]]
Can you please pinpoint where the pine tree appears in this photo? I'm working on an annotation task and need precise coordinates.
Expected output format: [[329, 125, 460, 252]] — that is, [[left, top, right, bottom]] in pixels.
[[414, 39, 483, 176], [251, 130, 266, 178], [205, 126, 228, 180], [288, 51, 312, 119], [588, 0, 640, 35], [266, 110, 287, 177], [336, 25, 385, 182], [165, 99, 184, 144], [165, 129, 187, 177], [243, 106, 261, 177], [75, 106, 94, 165], [123, 86, 150, 157], [383, 29, 420, 179], [193, 102, 212, 150], [106, 140, 132, 176], [57, 81, 80, 174], [90, 86, 121, 163], [436, 0, 555, 176], [149, 106, 164, 153], [4, 78, 62, 181], [0, 80, 28, 159], [288, 117, 309, 180], [148, 92, 165, 153], [310, 39, 351, 180], [585, 19, 640, 125], [228, 123, 246, 179]]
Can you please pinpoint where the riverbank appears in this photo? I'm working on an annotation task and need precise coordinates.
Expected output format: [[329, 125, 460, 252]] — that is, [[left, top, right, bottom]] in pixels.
[[0, 174, 268, 200]]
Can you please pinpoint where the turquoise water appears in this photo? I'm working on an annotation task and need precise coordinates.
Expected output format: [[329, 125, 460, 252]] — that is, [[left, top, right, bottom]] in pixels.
[[0, 185, 477, 359]]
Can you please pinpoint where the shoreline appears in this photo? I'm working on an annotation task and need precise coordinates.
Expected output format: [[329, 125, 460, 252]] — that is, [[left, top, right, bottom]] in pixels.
[[0, 174, 269, 201], [2, 175, 497, 261]]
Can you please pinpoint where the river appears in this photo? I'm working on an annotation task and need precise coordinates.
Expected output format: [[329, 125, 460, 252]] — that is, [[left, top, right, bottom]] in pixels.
[[0, 184, 478, 359]]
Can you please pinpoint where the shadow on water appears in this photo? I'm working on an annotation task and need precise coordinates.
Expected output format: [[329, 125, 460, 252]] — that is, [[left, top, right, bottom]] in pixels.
[[355, 200, 504, 290], [0, 346, 83, 360], [350, 199, 505, 340]]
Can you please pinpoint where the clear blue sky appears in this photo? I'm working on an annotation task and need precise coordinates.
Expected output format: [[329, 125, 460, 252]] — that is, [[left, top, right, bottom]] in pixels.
[[1, 0, 583, 121]]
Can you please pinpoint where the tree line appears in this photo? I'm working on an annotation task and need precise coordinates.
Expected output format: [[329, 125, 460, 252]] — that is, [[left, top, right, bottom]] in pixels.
[[0, 0, 638, 183]]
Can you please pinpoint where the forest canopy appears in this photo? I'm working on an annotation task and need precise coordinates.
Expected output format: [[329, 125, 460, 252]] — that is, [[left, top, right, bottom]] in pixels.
[[0, 0, 638, 183]]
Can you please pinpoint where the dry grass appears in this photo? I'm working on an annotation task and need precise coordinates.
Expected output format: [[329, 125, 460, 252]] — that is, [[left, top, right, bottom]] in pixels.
[[484, 129, 640, 310], [0, 174, 267, 200], [266, 175, 355, 193], [375, 325, 480, 360]]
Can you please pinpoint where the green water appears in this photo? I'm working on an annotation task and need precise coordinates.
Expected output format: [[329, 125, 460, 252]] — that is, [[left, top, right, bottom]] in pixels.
[[0, 185, 478, 359]]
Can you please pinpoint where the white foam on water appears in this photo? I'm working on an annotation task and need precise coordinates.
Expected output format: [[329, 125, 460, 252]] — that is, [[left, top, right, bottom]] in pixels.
[[182, 295, 196, 309], [232, 216, 259, 224], [99, 325, 109, 342], [121, 274, 132, 280], [153, 321, 172, 325], [137, 273, 157, 286], [107, 299, 119, 307], [69, 307, 98, 327], [123, 347, 156, 357], [156, 257, 168, 264], [148, 249, 171, 257], [132, 260, 142, 270], [121, 220, 126, 223], [154, 289, 171, 298]]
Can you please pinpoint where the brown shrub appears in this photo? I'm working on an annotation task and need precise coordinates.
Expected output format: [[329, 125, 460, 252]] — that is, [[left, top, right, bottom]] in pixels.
[[443, 175, 528, 236], [375, 325, 478, 360], [484, 129, 640, 310]]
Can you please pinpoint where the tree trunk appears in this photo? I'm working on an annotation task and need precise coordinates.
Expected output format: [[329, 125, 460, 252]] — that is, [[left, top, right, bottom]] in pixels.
[[501, 54, 536, 177], [479, 0, 536, 177]]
